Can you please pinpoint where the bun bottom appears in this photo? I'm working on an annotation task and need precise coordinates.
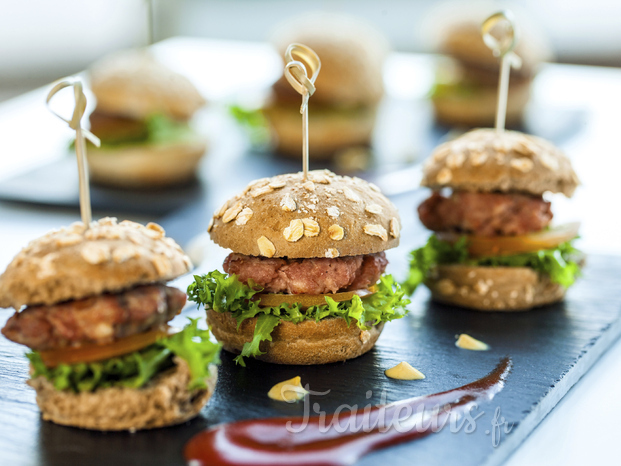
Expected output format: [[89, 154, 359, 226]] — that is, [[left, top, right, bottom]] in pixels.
[[263, 104, 377, 158], [87, 138, 207, 188], [28, 358, 217, 431], [427, 264, 565, 312], [432, 82, 531, 128], [207, 309, 383, 365]]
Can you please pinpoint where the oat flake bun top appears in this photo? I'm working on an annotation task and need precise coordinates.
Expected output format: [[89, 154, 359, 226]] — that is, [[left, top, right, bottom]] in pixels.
[[441, 24, 550, 78], [270, 13, 389, 107], [0, 218, 192, 310], [422, 129, 579, 197], [90, 49, 206, 121], [209, 170, 400, 258]]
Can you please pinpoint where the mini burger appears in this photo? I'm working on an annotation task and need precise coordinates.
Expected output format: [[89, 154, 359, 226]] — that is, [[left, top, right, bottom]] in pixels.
[[431, 21, 550, 127], [0, 218, 220, 430], [264, 13, 389, 159], [87, 49, 207, 188], [188, 170, 409, 365], [405, 128, 582, 311]]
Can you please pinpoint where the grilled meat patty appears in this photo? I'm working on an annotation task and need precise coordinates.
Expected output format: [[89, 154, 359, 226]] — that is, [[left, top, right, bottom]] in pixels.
[[1, 285, 186, 351], [223, 252, 388, 295], [418, 191, 553, 237]]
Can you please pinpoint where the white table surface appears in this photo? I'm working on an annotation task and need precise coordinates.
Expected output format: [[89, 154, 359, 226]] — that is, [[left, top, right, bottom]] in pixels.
[[0, 38, 619, 465]]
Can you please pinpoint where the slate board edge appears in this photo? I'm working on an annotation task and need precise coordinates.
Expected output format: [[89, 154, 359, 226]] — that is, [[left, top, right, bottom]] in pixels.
[[484, 315, 621, 466]]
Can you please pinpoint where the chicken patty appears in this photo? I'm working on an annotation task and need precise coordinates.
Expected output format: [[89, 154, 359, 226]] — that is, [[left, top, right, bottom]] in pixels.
[[418, 191, 552, 236], [1, 285, 186, 351], [223, 252, 388, 295]]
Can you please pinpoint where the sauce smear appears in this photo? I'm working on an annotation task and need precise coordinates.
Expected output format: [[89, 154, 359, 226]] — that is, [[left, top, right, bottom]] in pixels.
[[185, 358, 512, 466]]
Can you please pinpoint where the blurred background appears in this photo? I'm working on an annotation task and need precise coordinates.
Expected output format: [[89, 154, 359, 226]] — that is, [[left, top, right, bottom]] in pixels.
[[1, 0, 621, 102]]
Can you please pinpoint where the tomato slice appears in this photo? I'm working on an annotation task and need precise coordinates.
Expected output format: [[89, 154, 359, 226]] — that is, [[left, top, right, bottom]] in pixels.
[[255, 287, 376, 308], [39, 326, 179, 368], [439, 222, 580, 258]]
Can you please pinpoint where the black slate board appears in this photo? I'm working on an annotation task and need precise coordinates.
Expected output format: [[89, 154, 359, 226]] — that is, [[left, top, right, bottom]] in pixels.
[[1, 253, 620, 466], [0, 156, 207, 217]]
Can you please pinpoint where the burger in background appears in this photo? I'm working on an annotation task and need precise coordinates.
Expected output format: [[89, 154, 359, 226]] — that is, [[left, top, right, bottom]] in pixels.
[[428, 12, 551, 127], [188, 170, 409, 365], [87, 49, 207, 188], [0, 218, 220, 430], [264, 13, 389, 160], [404, 129, 582, 311]]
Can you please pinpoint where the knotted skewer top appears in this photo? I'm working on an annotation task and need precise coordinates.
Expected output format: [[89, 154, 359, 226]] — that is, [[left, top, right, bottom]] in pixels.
[[481, 10, 522, 132], [284, 43, 321, 114], [283, 43, 321, 179], [47, 78, 100, 227]]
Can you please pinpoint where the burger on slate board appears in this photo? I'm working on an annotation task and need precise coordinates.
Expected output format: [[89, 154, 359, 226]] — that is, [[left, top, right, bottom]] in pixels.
[[87, 49, 207, 188], [0, 218, 220, 430], [264, 13, 389, 159], [404, 128, 582, 311], [431, 21, 550, 127], [188, 169, 410, 365]]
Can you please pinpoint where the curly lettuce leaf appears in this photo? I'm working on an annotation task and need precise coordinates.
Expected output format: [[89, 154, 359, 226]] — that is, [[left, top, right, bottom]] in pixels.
[[188, 271, 410, 365], [27, 318, 220, 393], [233, 314, 281, 367], [228, 105, 270, 145], [404, 234, 582, 295], [430, 80, 481, 99], [84, 113, 197, 149]]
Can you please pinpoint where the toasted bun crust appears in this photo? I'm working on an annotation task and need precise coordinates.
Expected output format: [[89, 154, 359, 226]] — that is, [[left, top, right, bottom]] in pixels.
[[87, 138, 207, 188], [0, 218, 192, 309], [28, 358, 216, 431], [270, 13, 388, 107], [441, 24, 551, 78], [422, 128, 580, 197], [427, 264, 565, 311], [263, 102, 377, 158], [89, 49, 206, 121], [207, 309, 383, 364], [209, 170, 400, 258], [432, 80, 530, 127]]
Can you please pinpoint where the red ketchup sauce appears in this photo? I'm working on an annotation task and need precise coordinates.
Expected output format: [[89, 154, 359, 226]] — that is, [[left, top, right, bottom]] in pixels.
[[185, 358, 512, 466]]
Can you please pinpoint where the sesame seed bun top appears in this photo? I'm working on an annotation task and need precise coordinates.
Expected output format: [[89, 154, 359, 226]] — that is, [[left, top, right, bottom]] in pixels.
[[421, 128, 580, 197], [209, 170, 400, 259], [0, 218, 192, 310]]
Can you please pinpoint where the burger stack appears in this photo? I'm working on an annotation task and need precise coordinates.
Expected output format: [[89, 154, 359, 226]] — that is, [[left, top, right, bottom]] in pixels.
[[0, 218, 220, 430], [405, 128, 582, 311], [87, 49, 207, 188], [264, 13, 389, 159], [188, 169, 410, 365]]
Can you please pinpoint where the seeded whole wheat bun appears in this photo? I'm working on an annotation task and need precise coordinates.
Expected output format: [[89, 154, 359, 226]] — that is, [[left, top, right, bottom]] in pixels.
[[89, 49, 205, 121], [0, 217, 192, 310], [422, 128, 580, 197], [28, 358, 217, 431], [270, 12, 388, 108], [262, 103, 376, 158], [87, 137, 207, 188], [209, 170, 400, 259], [207, 310, 383, 364], [426, 264, 565, 311], [441, 24, 550, 79]]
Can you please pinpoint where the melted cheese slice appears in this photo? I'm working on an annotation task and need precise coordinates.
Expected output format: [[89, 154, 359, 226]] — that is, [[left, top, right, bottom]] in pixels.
[[455, 334, 489, 351], [267, 376, 309, 402], [385, 361, 425, 380]]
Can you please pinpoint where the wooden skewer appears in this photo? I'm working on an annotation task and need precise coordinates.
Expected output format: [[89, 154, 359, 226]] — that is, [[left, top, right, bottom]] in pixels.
[[46, 78, 100, 227], [481, 10, 522, 133], [284, 43, 321, 180]]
